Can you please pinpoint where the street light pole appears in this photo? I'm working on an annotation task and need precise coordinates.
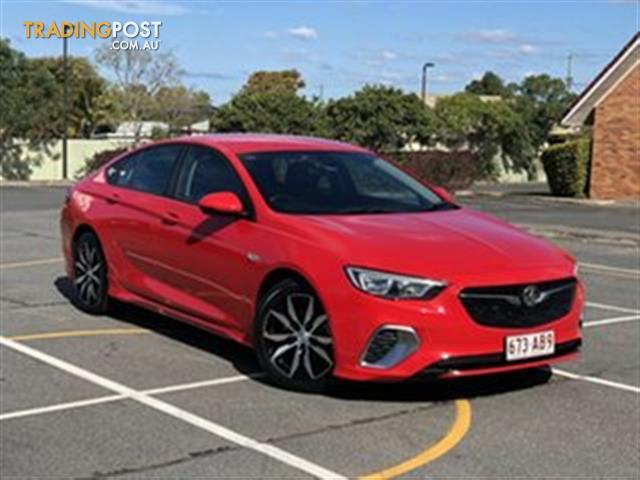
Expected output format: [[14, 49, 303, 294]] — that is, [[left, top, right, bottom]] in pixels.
[[62, 31, 69, 180], [421, 62, 435, 103], [566, 53, 574, 91]]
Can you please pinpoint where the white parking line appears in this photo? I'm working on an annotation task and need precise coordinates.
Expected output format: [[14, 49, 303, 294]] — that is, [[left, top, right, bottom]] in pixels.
[[553, 369, 640, 394], [0, 336, 345, 479], [586, 301, 640, 314], [0, 373, 264, 422], [580, 262, 639, 276], [583, 314, 640, 328]]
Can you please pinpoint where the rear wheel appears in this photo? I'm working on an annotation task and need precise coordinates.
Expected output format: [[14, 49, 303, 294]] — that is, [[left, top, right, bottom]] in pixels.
[[255, 279, 334, 392], [72, 231, 109, 314]]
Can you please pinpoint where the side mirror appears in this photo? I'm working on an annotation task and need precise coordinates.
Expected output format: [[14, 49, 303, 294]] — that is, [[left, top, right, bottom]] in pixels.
[[198, 192, 245, 216], [431, 185, 454, 203]]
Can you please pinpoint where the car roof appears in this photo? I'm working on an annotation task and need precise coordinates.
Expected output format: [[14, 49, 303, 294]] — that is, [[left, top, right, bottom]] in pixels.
[[167, 133, 371, 155]]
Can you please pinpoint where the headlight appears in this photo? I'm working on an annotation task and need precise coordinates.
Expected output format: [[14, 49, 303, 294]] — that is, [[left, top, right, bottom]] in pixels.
[[345, 267, 446, 300]]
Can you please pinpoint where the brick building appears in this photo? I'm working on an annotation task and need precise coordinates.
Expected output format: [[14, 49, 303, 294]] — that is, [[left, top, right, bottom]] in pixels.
[[562, 32, 639, 200]]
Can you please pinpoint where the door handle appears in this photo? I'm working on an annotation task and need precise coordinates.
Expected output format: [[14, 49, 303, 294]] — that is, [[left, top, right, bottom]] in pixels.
[[161, 211, 180, 225], [105, 193, 120, 205]]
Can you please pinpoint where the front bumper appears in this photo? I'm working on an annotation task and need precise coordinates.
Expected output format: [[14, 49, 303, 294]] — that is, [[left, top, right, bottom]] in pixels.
[[326, 267, 584, 382]]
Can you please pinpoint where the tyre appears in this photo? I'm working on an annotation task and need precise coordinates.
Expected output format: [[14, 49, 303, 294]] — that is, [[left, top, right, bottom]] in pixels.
[[255, 279, 334, 392], [72, 231, 109, 314]]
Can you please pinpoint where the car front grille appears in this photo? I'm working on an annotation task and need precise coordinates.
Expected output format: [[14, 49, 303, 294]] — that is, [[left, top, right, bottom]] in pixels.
[[459, 278, 577, 328]]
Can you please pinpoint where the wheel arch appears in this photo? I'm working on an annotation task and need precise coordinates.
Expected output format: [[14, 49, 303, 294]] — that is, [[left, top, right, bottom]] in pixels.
[[72, 223, 99, 248], [257, 267, 314, 302]]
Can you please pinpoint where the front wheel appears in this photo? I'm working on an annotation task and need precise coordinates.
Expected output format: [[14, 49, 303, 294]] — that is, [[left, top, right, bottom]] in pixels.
[[255, 279, 334, 392], [72, 231, 109, 314]]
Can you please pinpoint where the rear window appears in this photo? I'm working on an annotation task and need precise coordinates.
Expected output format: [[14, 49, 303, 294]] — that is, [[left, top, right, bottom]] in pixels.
[[106, 145, 183, 196]]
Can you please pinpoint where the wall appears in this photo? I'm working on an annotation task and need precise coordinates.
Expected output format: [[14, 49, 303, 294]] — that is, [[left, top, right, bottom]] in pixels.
[[590, 65, 640, 199]]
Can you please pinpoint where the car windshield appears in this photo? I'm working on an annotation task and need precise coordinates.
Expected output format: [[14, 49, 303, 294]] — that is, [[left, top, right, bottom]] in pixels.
[[239, 151, 452, 215]]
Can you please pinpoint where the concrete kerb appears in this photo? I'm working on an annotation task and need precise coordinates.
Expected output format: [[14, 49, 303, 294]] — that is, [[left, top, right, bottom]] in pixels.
[[519, 223, 640, 247]]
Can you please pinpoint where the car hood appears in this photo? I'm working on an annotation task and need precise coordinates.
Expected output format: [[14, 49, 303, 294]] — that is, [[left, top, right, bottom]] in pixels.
[[293, 207, 573, 278]]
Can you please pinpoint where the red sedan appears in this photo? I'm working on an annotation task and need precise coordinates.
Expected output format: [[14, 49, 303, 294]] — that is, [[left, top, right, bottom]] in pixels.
[[61, 134, 583, 391]]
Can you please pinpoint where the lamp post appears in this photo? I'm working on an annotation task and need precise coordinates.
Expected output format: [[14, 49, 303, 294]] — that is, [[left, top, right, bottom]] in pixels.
[[421, 62, 435, 103], [62, 28, 69, 179]]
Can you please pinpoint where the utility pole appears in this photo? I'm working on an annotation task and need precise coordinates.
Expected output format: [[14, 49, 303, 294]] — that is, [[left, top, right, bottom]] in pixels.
[[421, 62, 435, 103], [566, 53, 574, 91], [62, 28, 69, 180]]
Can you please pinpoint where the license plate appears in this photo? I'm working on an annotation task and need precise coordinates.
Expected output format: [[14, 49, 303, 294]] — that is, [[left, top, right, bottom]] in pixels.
[[505, 331, 555, 361]]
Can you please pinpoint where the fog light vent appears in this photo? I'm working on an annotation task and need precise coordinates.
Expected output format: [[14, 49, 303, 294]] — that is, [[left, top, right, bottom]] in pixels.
[[363, 329, 399, 364], [361, 326, 419, 369]]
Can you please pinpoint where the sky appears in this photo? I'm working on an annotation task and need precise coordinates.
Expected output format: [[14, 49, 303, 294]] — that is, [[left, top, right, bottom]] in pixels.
[[1, 0, 638, 104]]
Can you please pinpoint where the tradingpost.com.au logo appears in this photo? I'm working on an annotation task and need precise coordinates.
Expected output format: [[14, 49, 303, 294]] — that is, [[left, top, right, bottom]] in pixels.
[[23, 20, 163, 50]]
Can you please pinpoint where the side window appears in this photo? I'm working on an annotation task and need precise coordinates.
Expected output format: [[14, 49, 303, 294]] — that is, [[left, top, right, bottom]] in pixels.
[[175, 147, 248, 204], [106, 153, 140, 187], [126, 145, 183, 196]]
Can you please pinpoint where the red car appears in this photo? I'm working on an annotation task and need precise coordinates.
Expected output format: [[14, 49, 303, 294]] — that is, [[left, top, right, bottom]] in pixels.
[[61, 134, 583, 391]]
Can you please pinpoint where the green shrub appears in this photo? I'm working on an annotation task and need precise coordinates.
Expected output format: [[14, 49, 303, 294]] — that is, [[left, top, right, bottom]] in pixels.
[[75, 146, 130, 179], [541, 139, 590, 197]]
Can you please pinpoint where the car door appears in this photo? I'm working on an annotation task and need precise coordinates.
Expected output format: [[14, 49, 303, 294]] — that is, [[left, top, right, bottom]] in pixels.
[[99, 144, 185, 301], [142, 145, 257, 333]]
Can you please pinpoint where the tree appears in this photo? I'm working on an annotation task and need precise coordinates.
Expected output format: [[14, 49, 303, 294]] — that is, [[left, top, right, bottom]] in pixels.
[[212, 90, 327, 136], [0, 39, 60, 179], [512, 74, 576, 153], [435, 93, 534, 177], [94, 43, 182, 124], [325, 85, 440, 152], [242, 69, 305, 95], [31, 56, 109, 138], [464, 71, 511, 97], [147, 86, 213, 130]]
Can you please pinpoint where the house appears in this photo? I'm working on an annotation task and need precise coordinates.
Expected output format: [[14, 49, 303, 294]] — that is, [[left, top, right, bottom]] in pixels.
[[93, 121, 170, 139], [562, 32, 639, 200]]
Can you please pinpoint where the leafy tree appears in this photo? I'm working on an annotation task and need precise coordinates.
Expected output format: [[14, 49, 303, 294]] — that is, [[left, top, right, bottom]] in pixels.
[[212, 90, 327, 136], [513, 74, 576, 153], [0, 39, 60, 180], [94, 43, 182, 125], [31, 56, 109, 138], [242, 69, 305, 95], [465, 71, 511, 97], [325, 85, 440, 152], [461, 72, 575, 177], [435, 93, 534, 177], [147, 86, 213, 130]]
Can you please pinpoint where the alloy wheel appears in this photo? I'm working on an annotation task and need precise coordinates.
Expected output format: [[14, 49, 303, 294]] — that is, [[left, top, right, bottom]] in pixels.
[[74, 238, 104, 308], [262, 293, 333, 381]]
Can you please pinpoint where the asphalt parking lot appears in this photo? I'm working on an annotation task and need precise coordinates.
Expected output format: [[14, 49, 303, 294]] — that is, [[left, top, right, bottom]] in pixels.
[[1, 186, 638, 479]]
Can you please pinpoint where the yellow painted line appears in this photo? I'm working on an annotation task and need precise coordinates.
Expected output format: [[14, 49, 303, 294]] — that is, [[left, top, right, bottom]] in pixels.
[[359, 399, 472, 480], [0, 257, 63, 270], [7, 328, 149, 342]]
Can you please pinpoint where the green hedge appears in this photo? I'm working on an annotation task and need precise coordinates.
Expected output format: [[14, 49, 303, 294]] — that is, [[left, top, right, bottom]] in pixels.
[[382, 151, 483, 190], [541, 139, 590, 197]]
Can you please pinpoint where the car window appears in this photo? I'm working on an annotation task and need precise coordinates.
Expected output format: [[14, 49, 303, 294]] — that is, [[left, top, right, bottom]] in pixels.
[[175, 146, 248, 204], [125, 145, 183, 196], [106, 152, 140, 187], [240, 151, 447, 214]]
